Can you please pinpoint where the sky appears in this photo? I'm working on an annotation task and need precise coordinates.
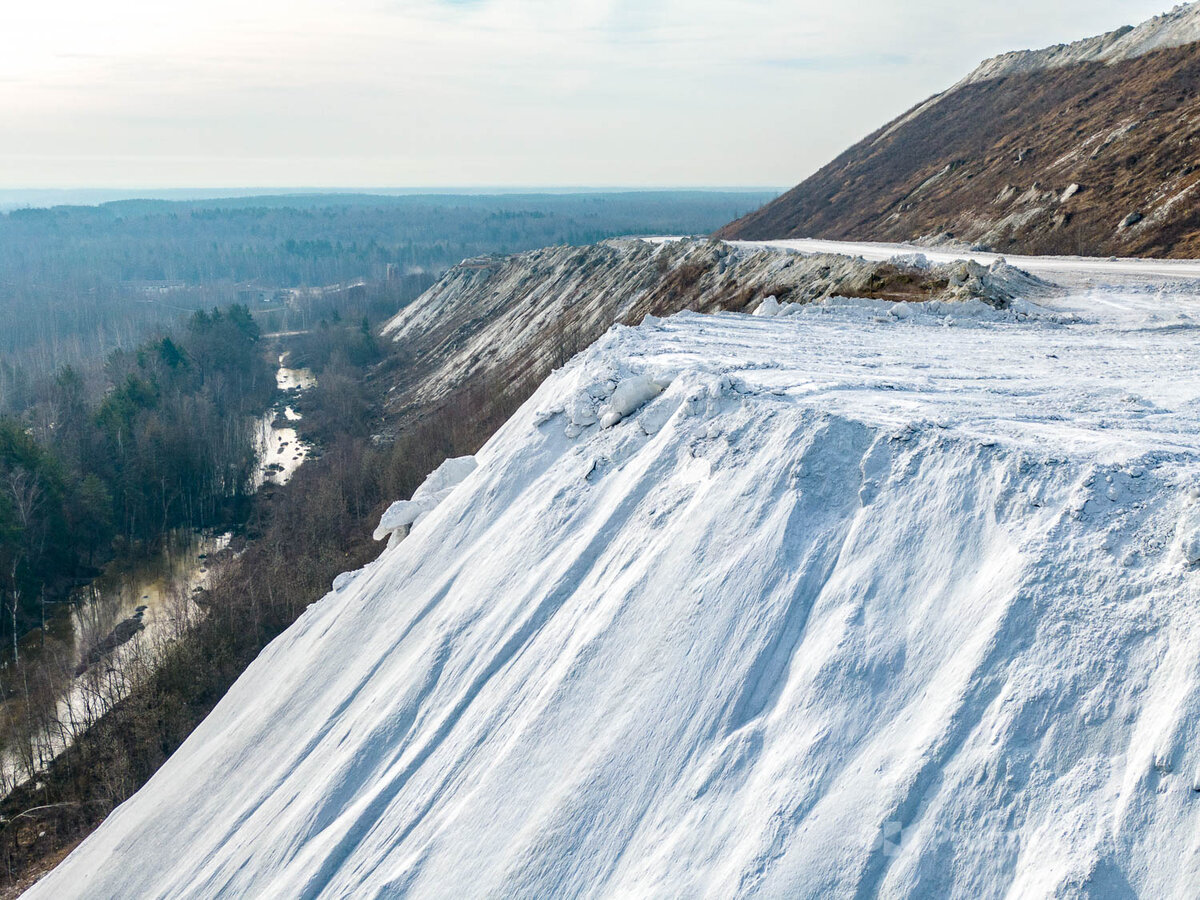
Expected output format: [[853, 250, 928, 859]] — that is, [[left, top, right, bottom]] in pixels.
[[0, 0, 1181, 190]]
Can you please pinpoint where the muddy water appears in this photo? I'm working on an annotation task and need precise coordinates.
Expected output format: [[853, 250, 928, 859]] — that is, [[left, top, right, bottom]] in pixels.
[[71, 529, 230, 666], [276, 359, 316, 392], [255, 356, 315, 489], [0, 353, 318, 783], [74, 355, 317, 664]]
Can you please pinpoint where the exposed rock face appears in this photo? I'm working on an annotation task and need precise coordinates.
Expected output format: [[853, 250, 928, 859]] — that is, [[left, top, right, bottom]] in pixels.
[[718, 3, 1200, 258], [380, 239, 1047, 416]]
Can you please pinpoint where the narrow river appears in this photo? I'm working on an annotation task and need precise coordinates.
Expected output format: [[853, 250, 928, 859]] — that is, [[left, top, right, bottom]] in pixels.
[[0, 354, 317, 788], [254, 355, 316, 490], [72, 354, 317, 665]]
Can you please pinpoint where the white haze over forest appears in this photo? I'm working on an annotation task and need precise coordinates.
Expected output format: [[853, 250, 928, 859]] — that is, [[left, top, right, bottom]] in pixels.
[[1, 0, 1179, 188]]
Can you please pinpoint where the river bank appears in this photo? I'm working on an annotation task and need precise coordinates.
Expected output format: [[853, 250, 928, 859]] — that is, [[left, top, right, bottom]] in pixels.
[[0, 350, 317, 793]]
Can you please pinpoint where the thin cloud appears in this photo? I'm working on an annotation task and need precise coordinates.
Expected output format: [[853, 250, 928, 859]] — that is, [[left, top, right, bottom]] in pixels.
[[0, 0, 1180, 188], [760, 54, 912, 71]]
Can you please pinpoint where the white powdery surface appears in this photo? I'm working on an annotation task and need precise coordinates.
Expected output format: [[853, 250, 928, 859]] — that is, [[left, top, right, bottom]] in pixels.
[[372, 457, 478, 546], [879, 2, 1200, 143], [29, 285, 1200, 899], [962, 2, 1200, 86]]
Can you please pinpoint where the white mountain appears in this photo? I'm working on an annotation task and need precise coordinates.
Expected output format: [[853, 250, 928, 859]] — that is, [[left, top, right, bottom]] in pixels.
[[27, 245, 1200, 898], [962, 1, 1200, 87]]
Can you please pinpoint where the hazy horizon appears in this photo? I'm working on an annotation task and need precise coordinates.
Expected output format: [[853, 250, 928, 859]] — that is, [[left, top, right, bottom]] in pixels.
[[0, 185, 785, 213], [3, 1, 1181, 189]]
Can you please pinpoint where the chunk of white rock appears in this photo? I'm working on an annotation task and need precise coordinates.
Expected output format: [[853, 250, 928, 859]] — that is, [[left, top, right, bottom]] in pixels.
[[373, 500, 423, 544], [639, 400, 675, 436], [374, 456, 478, 546], [566, 393, 599, 428], [753, 295, 783, 318], [1177, 508, 1200, 565], [413, 456, 478, 503], [889, 252, 931, 270], [600, 375, 667, 428]]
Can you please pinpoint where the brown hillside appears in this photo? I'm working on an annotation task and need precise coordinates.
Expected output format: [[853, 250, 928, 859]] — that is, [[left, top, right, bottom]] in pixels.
[[718, 41, 1200, 257]]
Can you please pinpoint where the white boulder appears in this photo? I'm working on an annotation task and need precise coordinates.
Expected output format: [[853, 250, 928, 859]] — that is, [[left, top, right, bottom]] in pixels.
[[374, 456, 478, 547], [600, 375, 667, 428]]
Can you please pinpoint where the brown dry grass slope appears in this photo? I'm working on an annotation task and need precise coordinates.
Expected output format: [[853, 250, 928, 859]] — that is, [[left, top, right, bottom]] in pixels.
[[718, 42, 1200, 258]]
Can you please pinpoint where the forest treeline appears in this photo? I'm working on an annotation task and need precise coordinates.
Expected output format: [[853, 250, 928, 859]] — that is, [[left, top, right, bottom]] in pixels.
[[0, 307, 541, 889], [0, 306, 272, 659], [0, 191, 776, 408], [0, 190, 778, 891]]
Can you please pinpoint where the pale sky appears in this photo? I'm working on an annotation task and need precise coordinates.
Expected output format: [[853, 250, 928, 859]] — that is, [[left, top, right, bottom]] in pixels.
[[0, 0, 1179, 189]]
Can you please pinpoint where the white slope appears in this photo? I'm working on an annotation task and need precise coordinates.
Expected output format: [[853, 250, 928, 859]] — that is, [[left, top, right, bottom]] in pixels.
[[961, 1, 1200, 87], [723, 236, 1200, 290], [375, 238, 1045, 420], [879, 2, 1200, 143], [28, 259, 1200, 899]]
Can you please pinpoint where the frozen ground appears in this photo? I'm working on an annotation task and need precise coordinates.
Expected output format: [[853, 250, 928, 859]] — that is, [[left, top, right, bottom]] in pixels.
[[728, 237, 1200, 286], [27, 243, 1200, 898], [960, 2, 1200, 87]]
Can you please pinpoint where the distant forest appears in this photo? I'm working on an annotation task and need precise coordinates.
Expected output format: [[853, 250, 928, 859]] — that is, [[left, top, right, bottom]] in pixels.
[[0, 191, 775, 411], [0, 188, 776, 872], [0, 306, 272, 656], [0, 188, 777, 654]]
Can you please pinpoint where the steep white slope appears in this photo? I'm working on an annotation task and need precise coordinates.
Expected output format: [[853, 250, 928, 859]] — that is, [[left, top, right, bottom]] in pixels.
[[28, 286, 1200, 898], [377, 238, 1042, 418], [880, 2, 1200, 143], [724, 236, 1200, 288], [962, 1, 1200, 86]]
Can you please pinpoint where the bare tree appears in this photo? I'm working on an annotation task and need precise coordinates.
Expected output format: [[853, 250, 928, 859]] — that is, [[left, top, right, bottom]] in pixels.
[[4, 469, 44, 665]]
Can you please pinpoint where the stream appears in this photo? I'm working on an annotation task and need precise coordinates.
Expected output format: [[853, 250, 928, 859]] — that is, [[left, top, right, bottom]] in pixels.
[[77, 355, 316, 657], [254, 356, 316, 490], [72, 354, 316, 665], [0, 354, 317, 785]]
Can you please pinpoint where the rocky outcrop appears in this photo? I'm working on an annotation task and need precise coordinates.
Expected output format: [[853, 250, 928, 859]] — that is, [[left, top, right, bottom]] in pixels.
[[718, 3, 1200, 258], [380, 239, 1048, 416]]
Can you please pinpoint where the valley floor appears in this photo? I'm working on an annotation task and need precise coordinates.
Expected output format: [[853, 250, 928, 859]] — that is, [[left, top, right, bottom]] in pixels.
[[26, 241, 1200, 898]]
